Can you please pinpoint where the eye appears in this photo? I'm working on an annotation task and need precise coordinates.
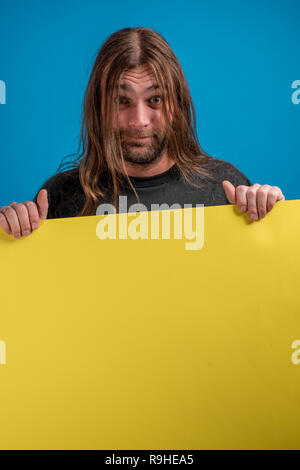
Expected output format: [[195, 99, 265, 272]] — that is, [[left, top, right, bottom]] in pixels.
[[149, 96, 162, 105], [114, 96, 162, 105], [115, 96, 128, 105]]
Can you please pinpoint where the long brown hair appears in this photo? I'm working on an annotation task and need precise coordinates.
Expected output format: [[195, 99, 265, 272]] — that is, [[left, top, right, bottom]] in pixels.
[[57, 26, 219, 216]]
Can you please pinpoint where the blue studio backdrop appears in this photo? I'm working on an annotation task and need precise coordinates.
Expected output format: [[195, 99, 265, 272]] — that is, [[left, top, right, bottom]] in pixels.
[[0, 0, 299, 206]]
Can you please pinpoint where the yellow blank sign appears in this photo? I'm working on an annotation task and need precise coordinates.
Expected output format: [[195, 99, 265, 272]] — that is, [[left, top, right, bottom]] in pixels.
[[0, 200, 300, 449]]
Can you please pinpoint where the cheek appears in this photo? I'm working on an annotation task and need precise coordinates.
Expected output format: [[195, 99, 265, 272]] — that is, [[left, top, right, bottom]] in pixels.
[[112, 110, 126, 129], [153, 110, 165, 126]]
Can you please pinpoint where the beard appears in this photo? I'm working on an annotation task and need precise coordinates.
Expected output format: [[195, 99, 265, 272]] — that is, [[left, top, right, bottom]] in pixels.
[[118, 128, 168, 166]]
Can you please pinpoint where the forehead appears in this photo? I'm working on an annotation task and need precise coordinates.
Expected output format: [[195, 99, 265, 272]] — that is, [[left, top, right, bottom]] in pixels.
[[118, 66, 160, 93], [119, 82, 160, 93]]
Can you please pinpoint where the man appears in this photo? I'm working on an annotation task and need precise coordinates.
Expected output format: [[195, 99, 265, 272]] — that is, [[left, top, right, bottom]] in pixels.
[[0, 27, 285, 239]]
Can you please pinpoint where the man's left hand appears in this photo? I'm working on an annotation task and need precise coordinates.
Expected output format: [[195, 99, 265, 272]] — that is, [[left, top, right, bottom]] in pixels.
[[222, 181, 285, 222]]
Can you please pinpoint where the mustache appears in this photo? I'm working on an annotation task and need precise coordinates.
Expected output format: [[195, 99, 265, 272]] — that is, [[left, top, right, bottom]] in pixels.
[[121, 132, 154, 138]]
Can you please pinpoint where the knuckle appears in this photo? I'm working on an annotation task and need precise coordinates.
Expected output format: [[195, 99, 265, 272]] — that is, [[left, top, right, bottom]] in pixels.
[[270, 186, 281, 194], [236, 186, 246, 195], [268, 188, 278, 196], [16, 203, 28, 214], [257, 187, 268, 195], [5, 207, 15, 216], [24, 200, 36, 209], [247, 189, 256, 197], [22, 225, 31, 233], [248, 207, 258, 214]]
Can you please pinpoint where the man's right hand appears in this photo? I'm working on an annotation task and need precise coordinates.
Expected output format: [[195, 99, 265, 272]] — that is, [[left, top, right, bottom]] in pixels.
[[0, 189, 48, 239]]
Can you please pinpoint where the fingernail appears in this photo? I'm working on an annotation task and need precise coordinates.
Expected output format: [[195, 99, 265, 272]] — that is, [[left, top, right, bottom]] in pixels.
[[14, 233, 21, 239], [32, 223, 38, 230], [249, 214, 258, 221], [23, 230, 30, 236], [240, 205, 246, 212]]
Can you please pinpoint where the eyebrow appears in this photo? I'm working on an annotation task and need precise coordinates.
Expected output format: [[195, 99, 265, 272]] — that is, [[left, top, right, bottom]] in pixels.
[[118, 83, 160, 92]]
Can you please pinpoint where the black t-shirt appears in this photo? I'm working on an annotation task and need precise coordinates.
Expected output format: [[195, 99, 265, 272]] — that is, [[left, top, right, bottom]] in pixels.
[[33, 157, 252, 219]]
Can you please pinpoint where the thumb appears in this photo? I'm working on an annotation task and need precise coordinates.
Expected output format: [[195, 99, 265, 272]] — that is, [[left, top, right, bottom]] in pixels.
[[37, 189, 49, 220], [222, 180, 236, 204]]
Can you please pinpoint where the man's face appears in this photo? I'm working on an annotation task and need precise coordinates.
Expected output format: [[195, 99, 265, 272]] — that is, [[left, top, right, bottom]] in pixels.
[[112, 65, 169, 165]]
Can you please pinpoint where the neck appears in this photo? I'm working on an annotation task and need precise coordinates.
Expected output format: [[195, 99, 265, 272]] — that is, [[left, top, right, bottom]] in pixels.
[[124, 153, 175, 177]]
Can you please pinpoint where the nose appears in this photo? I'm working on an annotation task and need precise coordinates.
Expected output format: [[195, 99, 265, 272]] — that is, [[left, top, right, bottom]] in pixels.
[[127, 101, 151, 129]]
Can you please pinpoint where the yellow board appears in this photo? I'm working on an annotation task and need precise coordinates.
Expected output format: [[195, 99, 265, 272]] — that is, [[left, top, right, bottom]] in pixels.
[[0, 200, 300, 450]]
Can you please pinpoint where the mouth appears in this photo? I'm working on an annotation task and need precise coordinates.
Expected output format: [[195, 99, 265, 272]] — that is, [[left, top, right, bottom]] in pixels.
[[126, 136, 151, 141]]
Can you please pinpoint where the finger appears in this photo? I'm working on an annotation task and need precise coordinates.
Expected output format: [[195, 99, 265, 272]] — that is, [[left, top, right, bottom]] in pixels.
[[10, 202, 32, 237], [246, 184, 260, 221], [267, 187, 285, 212], [256, 185, 271, 218], [222, 180, 236, 204], [23, 201, 40, 230], [0, 211, 12, 235], [235, 185, 249, 212], [0, 205, 22, 238], [37, 189, 48, 220]]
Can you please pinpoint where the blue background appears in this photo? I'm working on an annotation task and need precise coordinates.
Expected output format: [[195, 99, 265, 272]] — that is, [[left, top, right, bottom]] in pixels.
[[0, 0, 299, 206]]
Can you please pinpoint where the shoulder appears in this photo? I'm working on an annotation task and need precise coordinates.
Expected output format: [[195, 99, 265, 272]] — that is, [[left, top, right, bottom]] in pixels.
[[34, 168, 81, 198], [33, 167, 83, 219], [39, 167, 81, 191], [201, 156, 252, 187]]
